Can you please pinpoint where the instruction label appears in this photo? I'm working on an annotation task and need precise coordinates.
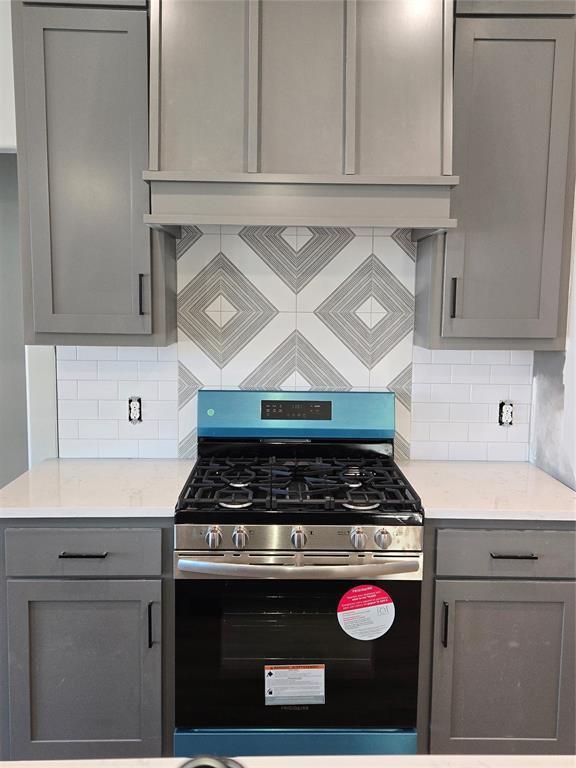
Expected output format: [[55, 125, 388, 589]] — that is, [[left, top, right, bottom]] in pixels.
[[337, 584, 395, 641], [264, 664, 325, 706]]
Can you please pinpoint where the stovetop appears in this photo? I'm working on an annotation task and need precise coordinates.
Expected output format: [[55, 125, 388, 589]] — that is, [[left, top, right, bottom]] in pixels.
[[176, 452, 423, 526]]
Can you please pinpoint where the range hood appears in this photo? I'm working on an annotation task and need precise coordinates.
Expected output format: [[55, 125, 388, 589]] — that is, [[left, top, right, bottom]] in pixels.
[[143, 172, 459, 234]]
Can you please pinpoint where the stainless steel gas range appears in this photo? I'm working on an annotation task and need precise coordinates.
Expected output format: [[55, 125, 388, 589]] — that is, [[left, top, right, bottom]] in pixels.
[[173, 390, 423, 758]]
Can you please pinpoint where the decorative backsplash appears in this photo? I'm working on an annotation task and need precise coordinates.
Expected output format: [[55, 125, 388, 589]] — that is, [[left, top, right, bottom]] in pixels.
[[176, 225, 417, 461]]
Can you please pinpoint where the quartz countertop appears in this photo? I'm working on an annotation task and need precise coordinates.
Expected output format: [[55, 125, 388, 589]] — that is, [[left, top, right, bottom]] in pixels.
[[0, 756, 573, 768], [0, 458, 574, 522]]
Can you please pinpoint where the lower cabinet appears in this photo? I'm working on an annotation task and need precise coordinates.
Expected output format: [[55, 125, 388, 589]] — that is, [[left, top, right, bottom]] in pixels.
[[430, 579, 575, 754], [7, 579, 162, 759]]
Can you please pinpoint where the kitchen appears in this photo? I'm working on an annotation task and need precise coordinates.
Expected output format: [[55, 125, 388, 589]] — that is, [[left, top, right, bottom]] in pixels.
[[0, 0, 575, 766]]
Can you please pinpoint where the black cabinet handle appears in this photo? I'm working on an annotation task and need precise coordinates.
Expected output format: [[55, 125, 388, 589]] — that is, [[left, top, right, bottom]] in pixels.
[[59, 551, 108, 559], [450, 277, 458, 319], [147, 602, 154, 648], [138, 273, 145, 316], [490, 552, 539, 561], [441, 601, 449, 648]]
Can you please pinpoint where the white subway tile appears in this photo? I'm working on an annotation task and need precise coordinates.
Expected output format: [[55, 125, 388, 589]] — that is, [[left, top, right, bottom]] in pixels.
[[98, 400, 127, 420], [468, 423, 508, 442], [512, 404, 531, 423], [98, 439, 139, 458], [144, 400, 178, 420], [98, 361, 138, 380], [431, 350, 471, 364], [448, 442, 488, 461], [430, 384, 471, 403], [158, 420, 178, 439], [58, 400, 98, 420], [118, 347, 158, 362], [118, 381, 159, 400], [411, 422, 431, 441], [487, 442, 529, 461], [58, 420, 78, 439], [509, 384, 533, 404], [158, 381, 178, 401], [157, 344, 178, 362], [413, 364, 451, 383], [56, 346, 77, 360], [470, 384, 510, 403], [490, 365, 532, 385], [57, 360, 97, 380], [59, 439, 98, 458], [470, 350, 510, 364], [119, 420, 159, 439], [449, 403, 490, 423], [138, 439, 179, 458], [410, 441, 449, 460], [79, 420, 118, 439], [76, 346, 118, 361], [412, 403, 450, 422], [57, 380, 78, 399], [77, 380, 118, 400], [510, 350, 534, 365], [507, 422, 530, 443], [412, 346, 432, 363], [451, 364, 490, 384], [430, 422, 469, 442], [138, 361, 178, 381]]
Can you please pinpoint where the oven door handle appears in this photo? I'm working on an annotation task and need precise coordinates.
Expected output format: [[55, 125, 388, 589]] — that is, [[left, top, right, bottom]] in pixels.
[[176, 557, 420, 580]]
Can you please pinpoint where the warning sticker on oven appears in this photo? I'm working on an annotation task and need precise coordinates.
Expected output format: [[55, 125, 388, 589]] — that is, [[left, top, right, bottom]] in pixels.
[[337, 584, 395, 641], [264, 664, 325, 706]]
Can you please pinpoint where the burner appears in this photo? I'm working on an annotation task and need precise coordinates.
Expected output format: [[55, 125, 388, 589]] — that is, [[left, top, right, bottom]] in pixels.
[[215, 486, 254, 509], [219, 500, 253, 509], [222, 467, 256, 488], [340, 466, 374, 488]]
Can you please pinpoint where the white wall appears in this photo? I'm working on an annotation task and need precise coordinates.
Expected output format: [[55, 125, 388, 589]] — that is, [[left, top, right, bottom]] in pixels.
[[0, 0, 16, 153]]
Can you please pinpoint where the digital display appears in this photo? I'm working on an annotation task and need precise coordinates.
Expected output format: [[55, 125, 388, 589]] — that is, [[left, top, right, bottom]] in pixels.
[[261, 400, 332, 421]]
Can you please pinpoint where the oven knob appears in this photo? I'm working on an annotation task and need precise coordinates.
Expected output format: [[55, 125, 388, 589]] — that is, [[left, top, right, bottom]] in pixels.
[[205, 526, 223, 550], [375, 528, 393, 550], [350, 526, 367, 550], [232, 525, 249, 550], [291, 526, 307, 549]]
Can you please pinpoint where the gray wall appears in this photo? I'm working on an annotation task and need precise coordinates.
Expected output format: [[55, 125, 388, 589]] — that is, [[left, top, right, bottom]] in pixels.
[[0, 154, 28, 488]]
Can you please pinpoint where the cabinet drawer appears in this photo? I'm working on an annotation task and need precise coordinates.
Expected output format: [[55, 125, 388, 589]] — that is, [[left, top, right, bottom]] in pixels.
[[436, 529, 576, 579], [5, 528, 162, 577]]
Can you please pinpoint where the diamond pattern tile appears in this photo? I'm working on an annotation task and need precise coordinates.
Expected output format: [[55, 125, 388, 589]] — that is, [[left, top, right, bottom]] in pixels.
[[388, 364, 412, 410], [176, 225, 203, 259], [178, 363, 203, 410]]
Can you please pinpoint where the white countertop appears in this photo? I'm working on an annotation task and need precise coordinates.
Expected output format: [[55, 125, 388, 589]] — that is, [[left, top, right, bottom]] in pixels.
[[0, 458, 574, 522], [1, 756, 573, 768]]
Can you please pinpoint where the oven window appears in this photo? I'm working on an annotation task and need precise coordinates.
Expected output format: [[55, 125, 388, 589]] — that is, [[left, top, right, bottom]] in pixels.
[[175, 580, 420, 729]]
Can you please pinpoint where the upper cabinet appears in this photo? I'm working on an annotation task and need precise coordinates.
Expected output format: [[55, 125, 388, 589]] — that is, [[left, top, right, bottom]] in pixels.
[[0, 0, 16, 151], [145, 0, 457, 228], [11, 1, 176, 346], [415, 14, 575, 350]]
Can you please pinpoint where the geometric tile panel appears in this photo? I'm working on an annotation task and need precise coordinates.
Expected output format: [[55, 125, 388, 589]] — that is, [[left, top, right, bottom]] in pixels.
[[178, 252, 278, 367], [391, 228, 416, 261], [314, 254, 414, 367], [176, 225, 203, 259], [240, 330, 352, 391], [387, 363, 412, 410], [178, 427, 198, 460], [394, 432, 410, 461], [239, 226, 355, 292], [178, 362, 203, 409]]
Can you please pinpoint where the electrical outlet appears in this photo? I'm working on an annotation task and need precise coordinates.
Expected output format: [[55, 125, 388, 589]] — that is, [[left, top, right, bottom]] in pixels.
[[498, 400, 513, 426], [128, 396, 142, 424]]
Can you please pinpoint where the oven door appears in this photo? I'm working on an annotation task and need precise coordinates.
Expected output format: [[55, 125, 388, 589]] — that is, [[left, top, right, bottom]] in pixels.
[[174, 553, 421, 731]]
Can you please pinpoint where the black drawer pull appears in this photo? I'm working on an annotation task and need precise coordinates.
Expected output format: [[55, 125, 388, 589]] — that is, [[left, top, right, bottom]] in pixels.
[[450, 277, 458, 319], [138, 273, 145, 316], [441, 601, 449, 648], [59, 551, 109, 559], [490, 552, 538, 561], [147, 602, 154, 648]]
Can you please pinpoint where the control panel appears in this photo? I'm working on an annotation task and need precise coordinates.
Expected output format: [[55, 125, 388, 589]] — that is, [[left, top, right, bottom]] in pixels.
[[261, 399, 332, 421]]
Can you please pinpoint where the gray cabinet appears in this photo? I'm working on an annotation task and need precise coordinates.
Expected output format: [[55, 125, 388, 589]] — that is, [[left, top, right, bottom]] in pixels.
[[415, 17, 575, 350], [11, 2, 177, 345], [152, 0, 452, 177], [7, 578, 162, 759], [430, 579, 575, 754], [456, 0, 576, 14]]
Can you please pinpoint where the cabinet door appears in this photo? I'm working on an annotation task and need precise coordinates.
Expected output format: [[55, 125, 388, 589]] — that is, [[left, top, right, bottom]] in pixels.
[[7, 579, 161, 759], [20, 6, 151, 335], [430, 580, 576, 754], [443, 19, 574, 339]]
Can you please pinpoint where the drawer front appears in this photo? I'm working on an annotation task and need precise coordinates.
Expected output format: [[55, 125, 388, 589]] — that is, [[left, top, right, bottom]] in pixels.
[[5, 528, 162, 577], [436, 529, 576, 579]]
